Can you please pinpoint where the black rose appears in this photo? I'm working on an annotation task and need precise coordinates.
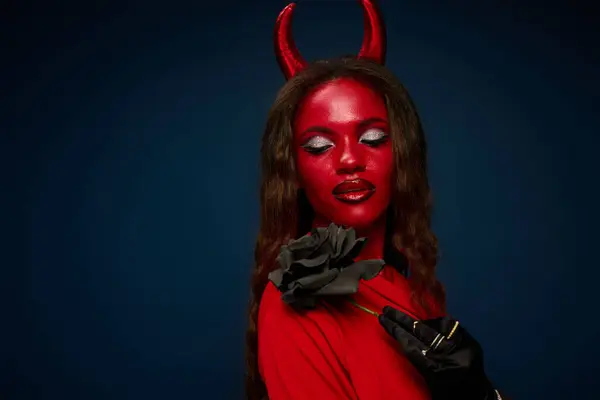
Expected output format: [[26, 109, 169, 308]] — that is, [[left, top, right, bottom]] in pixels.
[[268, 223, 385, 309]]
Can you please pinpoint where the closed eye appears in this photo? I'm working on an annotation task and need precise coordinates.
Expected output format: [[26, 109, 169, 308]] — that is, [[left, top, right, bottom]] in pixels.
[[301, 135, 334, 155], [359, 128, 389, 147]]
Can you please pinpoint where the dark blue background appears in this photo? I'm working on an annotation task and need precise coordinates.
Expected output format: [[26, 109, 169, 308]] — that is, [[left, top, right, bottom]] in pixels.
[[8, 0, 599, 398]]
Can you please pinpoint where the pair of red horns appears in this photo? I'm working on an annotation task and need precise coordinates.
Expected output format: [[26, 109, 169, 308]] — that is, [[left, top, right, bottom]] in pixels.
[[274, 0, 387, 80]]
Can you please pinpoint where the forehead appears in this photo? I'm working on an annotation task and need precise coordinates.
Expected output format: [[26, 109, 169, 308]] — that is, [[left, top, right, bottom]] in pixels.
[[294, 78, 387, 130]]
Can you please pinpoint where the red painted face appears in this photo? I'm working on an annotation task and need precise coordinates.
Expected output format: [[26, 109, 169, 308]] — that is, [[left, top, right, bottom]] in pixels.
[[294, 78, 393, 230]]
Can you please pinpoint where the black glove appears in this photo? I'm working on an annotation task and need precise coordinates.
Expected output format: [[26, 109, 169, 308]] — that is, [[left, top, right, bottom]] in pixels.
[[378, 306, 497, 400]]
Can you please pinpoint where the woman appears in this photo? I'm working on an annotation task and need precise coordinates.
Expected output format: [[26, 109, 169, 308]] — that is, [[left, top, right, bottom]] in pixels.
[[246, 1, 504, 399]]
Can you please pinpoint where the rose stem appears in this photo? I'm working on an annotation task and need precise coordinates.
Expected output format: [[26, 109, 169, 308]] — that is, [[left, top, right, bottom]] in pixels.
[[347, 298, 379, 317]]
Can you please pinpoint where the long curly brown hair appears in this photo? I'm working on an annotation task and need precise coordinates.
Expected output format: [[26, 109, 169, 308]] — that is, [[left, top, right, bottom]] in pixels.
[[245, 57, 445, 400]]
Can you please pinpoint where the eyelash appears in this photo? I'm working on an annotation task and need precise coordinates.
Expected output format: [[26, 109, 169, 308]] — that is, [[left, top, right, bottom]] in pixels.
[[360, 136, 389, 147], [302, 129, 389, 154], [303, 143, 332, 155]]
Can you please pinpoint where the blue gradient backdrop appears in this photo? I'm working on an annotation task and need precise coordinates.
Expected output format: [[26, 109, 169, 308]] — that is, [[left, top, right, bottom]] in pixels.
[[8, 0, 599, 399]]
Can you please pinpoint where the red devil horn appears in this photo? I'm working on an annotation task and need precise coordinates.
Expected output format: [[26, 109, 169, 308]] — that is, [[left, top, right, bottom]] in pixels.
[[357, 0, 387, 64], [274, 0, 387, 80], [274, 3, 308, 80]]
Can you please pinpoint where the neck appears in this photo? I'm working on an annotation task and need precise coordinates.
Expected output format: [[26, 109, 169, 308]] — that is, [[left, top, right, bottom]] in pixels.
[[311, 215, 386, 261]]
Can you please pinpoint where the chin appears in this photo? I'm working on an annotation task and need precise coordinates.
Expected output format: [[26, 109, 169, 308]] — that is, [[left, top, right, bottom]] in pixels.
[[329, 205, 387, 231]]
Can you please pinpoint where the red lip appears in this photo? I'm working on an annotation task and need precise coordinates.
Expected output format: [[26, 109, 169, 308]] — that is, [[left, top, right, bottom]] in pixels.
[[332, 179, 376, 203]]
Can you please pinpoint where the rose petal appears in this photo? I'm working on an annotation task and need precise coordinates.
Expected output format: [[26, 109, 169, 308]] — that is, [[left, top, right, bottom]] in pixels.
[[287, 234, 320, 260], [356, 259, 386, 280], [289, 253, 330, 270], [282, 291, 318, 309], [293, 268, 339, 291], [341, 229, 359, 259], [273, 224, 385, 306], [314, 272, 360, 296], [268, 269, 285, 287], [327, 225, 339, 256], [327, 223, 338, 240], [344, 236, 366, 260], [333, 229, 347, 259], [279, 270, 295, 289], [276, 247, 294, 270], [316, 241, 335, 262], [287, 233, 315, 250], [345, 259, 385, 278], [345, 228, 356, 248], [334, 261, 365, 281], [316, 259, 385, 295], [316, 227, 330, 247]]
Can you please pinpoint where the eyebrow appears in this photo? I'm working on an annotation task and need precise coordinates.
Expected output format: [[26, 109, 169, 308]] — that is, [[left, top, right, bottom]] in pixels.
[[356, 117, 388, 131], [300, 126, 335, 137]]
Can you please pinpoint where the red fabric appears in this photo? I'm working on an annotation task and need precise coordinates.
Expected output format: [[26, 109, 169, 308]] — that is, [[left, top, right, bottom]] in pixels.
[[258, 265, 444, 400]]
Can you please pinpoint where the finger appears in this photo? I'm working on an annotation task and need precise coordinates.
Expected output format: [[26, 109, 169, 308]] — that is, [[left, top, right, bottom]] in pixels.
[[427, 318, 461, 341], [382, 306, 417, 330], [378, 315, 426, 352], [441, 319, 461, 339], [425, 318, 460, 353], [379, 315, 430, 369], [383, 306, 442, 347], [413, 321, 443, 349], [430, 335, 454, 354]]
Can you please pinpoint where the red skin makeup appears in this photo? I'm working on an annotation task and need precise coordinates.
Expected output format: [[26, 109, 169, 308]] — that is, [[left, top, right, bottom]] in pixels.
[[294, 77, 393, 260]]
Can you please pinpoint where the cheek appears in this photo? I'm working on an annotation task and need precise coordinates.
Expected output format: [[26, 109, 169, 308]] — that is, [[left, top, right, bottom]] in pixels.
[[366, 148, 394, 185], [296, 153, 335, 191]]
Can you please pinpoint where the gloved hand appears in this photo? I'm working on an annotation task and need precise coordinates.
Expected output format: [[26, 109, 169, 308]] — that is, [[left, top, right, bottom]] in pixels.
[[378, 306, 499, 400]]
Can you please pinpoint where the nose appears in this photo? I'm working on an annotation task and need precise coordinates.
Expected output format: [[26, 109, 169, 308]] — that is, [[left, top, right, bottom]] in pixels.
[[335, 139, 366, 175]]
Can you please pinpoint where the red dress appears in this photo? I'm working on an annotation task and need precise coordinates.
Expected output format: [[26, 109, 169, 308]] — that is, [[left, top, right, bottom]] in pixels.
[[258, 265, 444, 400]]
